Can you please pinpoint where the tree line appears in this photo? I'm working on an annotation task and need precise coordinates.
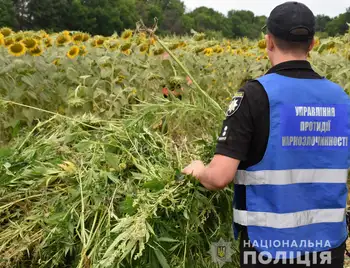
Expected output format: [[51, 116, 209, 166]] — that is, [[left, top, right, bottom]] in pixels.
[[0, 0, 349, 39]]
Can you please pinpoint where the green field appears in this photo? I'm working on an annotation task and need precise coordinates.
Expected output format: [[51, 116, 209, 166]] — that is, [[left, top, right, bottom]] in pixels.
[[0, 26, 349, 268]]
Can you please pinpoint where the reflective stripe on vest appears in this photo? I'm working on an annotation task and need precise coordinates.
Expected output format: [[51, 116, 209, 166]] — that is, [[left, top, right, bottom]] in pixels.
[[234, 208, 346, 228], [232, 73, 350, 259], [235, 169, 348, 185]]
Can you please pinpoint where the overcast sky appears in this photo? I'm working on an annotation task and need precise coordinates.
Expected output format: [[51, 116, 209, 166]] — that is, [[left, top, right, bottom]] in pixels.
[[183, 0, 348, 18]]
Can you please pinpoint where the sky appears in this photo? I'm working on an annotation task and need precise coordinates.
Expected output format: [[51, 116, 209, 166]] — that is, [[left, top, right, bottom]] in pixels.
[[183, 0, 349, 18]]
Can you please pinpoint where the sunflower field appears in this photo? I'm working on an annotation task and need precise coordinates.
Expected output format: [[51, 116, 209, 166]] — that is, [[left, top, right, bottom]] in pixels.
[[0, 24, 349, 268]]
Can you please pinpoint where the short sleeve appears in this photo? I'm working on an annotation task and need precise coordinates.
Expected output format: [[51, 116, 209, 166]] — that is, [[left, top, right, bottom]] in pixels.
[[215, 83, 256, 161]]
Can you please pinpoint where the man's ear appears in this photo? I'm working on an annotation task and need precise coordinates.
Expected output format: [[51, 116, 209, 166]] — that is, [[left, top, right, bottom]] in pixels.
[[265, 34, 274, 51], [308, 38, 315, 52]]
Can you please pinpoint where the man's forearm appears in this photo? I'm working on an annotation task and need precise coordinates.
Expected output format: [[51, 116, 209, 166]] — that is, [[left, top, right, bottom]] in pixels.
[[197, 167, 226, 191]]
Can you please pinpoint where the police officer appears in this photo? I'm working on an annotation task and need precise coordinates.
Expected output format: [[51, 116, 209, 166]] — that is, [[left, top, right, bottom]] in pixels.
[[182, 2, 350, 267]]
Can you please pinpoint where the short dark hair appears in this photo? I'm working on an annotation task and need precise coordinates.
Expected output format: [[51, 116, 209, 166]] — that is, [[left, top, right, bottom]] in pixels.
[[270, 32, 313, 54]]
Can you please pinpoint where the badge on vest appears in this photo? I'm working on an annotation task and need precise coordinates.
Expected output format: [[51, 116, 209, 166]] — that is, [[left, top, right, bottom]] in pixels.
[[226, 92, 244, 117]]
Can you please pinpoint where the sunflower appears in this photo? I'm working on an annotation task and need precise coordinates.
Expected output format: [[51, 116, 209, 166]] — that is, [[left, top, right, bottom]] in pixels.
[[138, 32, 147, 40], [67, 46, 80, 59], [0, 27, 12, 37], [213, 46, 224, 54], [62, 30, 71, 36], [91, 36, 105, 48], [149, 37, 156, 46], [53, 58, 61, 66], [258, 39, 267, 49], [44, 37, 53, 48], [0, 33, 4, 46], [14, 33, 24, 42], [29, 46, 44, 56], [121, 29, 133, 40], [79, 45, 87, 56], [152, 47, 165, 56], [95, 36, 105, 47], [168, 43, 179, 51], [203, 48, 213, 56], [4, 37, 14, 47], [72, 33, 83, 44], [314, 37, 320, 48], [39, 30, 48, 38], [122, 49, 131, 55], [82, 33, 90, 42], [178, 41, 186, 48], [105, 39, 120, 51], [56, 34, 71, 46], [8, 42, 26, 57], [32, 34, 42, 41], [21, 37, 38, 49], [120, 42, 131, 52], [139, 43, 149, 54]]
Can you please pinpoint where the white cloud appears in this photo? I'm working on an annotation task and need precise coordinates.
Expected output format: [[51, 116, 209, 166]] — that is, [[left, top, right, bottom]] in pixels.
[[183, 0, 349, 17]]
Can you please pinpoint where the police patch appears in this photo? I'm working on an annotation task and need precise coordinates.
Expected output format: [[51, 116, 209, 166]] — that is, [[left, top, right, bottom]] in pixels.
[[226, 92, 244, 117]]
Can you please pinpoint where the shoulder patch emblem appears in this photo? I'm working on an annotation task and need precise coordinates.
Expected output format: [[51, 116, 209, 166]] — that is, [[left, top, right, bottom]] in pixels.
[[226, 92, 244, 117]]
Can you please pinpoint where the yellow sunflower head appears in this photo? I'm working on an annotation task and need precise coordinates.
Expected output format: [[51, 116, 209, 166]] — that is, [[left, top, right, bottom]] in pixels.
[[0, 33, 4, 46], [14, 33, 24, 42], [82, 33, 90, 42], [203, 47, 213, 56], [62, 30, 71, 36], [53, 58, 61, 66], [121, 29, 133, 40], [29, 46, 44, 56], [122, 49, 131, 55], [178, 41, 186, 48], [95, 36, 105, 47], [39, 30, 48, 38], [8, 42, 26, 57], [72, 33, 83, 44], [44, 37, 53, 48], [0, 27, 13, 37], [258, 39, 267, 49], [213, 46, 224, 54], [138, 32, 147, 40], [56, 34, 71, 46], [152, 47, 165, 56], [168, 43, 179, 51], [148, 37, 156, 46], [120, 42, 132, 52], [105, 39, 120, 51], [67, 45, 80, 59], [139, 43, 149, 54], [79, 45, 87, 56], [32, 34, 42, 41], [4, 37, 14, 47], [21, 37, 38, 49]]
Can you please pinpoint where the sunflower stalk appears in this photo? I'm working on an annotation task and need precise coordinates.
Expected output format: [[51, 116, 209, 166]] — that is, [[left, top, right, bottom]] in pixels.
[[155, 36, 223, 114]]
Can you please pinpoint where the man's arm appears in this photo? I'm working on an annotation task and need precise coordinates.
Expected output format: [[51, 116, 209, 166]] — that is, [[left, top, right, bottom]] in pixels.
[[182, 155, 240, 190], [182, 83, 258, 190]]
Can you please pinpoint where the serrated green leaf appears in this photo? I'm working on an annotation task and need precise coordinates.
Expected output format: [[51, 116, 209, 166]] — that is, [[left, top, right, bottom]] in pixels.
[[154, 248, 170, 268]]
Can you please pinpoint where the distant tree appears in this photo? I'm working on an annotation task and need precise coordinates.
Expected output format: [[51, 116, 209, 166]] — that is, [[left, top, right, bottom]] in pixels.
[[227, 10, 266, 39], [187, 7, 231, 37], [315, 15, 331, 32], [325, 8, 350, 36], [27, 0, 70, 31], [0, 0, 18, 28]]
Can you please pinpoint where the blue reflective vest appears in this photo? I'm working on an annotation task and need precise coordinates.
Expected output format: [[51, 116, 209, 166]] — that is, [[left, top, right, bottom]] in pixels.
[[233, 73, 350, 259]]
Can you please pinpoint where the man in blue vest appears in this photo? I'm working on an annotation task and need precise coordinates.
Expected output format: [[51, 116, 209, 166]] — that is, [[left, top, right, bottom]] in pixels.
[[182, 1, 350, 267]]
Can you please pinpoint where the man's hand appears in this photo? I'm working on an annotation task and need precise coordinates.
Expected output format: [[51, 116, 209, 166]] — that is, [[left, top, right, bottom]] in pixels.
[[182, 160, 206, 179], [181, 155, 240, 191]]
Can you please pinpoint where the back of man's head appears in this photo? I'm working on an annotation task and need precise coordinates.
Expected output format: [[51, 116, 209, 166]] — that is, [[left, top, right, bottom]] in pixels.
[[265, 2, 316, 60]]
